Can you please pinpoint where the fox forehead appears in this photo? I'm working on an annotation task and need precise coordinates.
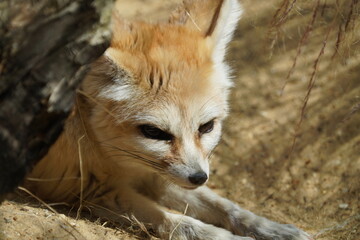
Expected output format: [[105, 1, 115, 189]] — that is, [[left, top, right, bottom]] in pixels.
[[107, 21, 217, 92], [110, 22, 213, 66], [100, 21, 230, 127]]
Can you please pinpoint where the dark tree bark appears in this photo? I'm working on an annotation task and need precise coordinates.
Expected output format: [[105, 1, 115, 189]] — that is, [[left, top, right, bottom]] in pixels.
[[0, 0, 112, 199]]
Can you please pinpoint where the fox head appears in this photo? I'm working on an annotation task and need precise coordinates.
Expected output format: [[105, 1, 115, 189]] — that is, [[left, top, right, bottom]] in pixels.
[[82, 0, 242, 189]]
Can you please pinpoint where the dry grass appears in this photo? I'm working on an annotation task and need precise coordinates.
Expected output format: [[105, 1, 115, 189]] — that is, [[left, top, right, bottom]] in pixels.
[[266, 0, 360, 158]]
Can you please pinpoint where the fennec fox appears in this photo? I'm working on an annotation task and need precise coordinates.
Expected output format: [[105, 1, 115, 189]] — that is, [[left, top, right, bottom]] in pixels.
[[25, 0, 312, 239]]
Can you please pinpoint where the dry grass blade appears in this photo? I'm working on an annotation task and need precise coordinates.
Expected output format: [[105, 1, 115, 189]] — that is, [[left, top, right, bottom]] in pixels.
[[271, 0, 298, 27], [26, 176, 80, 182], [17, 186, 83, 239], [268, 0, 298, 56], [81, 200, 157, 239], [129, 214, 154, 239], [341, 102, 360, 123], [332, 0, 358, 59], [185, 10, 201, 32], [344, 0, 356, 32], [314, 214, 360, 238], [280, 0, 321, 95], [169, 203, 189, 240], [77, 89, 118, 119], [288, 25, 331, 159], [332, 22, 343, 59], [76, 135, 85, 220]]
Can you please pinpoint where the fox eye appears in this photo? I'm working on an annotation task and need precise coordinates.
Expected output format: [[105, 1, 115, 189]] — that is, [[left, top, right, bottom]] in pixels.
[[139, 125, 173, 141], [198, 120, 215, 135]]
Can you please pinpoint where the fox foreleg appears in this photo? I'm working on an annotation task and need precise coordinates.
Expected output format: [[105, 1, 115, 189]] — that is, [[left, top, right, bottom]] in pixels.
[[159, 213, 253, 240], [160, 186, 312, 240], [94, 187, 251, 240]]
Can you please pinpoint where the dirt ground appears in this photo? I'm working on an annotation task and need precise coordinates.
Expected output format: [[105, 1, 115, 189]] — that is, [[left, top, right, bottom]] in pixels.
[[1, 0, 359, 239]]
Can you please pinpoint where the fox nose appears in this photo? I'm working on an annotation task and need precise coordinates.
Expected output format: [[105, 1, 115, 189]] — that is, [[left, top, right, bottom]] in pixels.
[[188, 172, 208, 185]]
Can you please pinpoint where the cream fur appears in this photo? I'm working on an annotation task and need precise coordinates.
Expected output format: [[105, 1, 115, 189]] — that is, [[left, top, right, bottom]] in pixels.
[[25, 1, 311, 240]]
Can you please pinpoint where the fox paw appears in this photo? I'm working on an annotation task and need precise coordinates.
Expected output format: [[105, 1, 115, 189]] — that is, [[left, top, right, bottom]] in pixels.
[[248, 222, 312, 240], [229, 209, 312, 240], [160, 213, 256, 240]]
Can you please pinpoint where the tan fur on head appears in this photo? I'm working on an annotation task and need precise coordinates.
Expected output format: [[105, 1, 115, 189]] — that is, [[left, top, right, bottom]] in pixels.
[[24, 2, 312, 240], [108, 22, 214, 94], [79, 0, 243, 190], [27, 0, 242, 204], [98, 0, 242, 101]]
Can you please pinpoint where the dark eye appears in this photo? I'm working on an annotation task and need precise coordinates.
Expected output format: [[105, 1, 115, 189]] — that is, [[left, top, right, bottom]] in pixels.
[[198, 120, 215, 135], [139, 124, 173, 141]]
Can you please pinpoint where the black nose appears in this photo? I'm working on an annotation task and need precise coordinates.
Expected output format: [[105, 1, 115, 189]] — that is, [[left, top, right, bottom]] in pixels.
[[188, 172, 208, 185]]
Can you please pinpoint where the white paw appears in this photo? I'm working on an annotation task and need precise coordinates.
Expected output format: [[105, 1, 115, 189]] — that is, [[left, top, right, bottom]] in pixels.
[[248, 221, 312, 240], [229, 209, 312, 240], [160, 212, 254, 240]]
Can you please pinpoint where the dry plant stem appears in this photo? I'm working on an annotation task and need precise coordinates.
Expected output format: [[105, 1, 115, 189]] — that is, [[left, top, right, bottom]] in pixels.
[[82, 200, 154, 238], [271, 0, 290, 24], [130, 214, 154, 238], [77, 89, 118, 119], [320, 0, 327, 16], [185, 10, 201, 32], [17, 186, 83, 238], [332, 23, 343, 59], [84, 200, 128, 220], [288, 26, 331, 159], [344, 0, 356, 32], [280, 0, 321, 95], [268, 0, 297, 57], [341, 102, 360, 123], [76, 135, 85, 220], [332, 0, 357, 59], [26, 177, 80, 182], [271, 0, 298, 28], [169, 203, 189, 240], [18, 187, 59, 217], [278, 0, 297, 25], [75, 92, 94, 155], [313, 214, 360, 238]]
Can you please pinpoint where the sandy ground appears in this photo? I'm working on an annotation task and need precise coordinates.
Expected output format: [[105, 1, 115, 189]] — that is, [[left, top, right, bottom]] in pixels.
[[1, 0, 359, 239]]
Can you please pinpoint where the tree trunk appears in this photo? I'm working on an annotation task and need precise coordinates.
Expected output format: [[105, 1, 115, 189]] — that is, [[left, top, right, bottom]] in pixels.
[[0, 0, 112, 198]]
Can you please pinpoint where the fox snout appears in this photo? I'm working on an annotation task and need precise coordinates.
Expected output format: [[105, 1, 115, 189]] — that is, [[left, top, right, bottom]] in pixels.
[[166, 154, 210, 188], [188, 171, 208, 185]]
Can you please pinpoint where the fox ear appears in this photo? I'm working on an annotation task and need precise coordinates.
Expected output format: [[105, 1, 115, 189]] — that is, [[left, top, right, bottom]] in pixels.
[[82, 53, 136, 103], [170, 0, 242, 63], [110, 12, 137, 49]]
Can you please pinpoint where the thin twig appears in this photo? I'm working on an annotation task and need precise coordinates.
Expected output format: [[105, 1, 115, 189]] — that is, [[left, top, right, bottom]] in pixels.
[[76, 135, 85, 220], [288, 25, 332, 158], [340, 102, 360, 123], [314, 214, 360, 238], [77, 89, 118, 119], [185, 10, 201, 32], [344, 0, 356, 32], [26, 177, 80, 182], [169, 203, 189, 240], [280, 0, 321, 95], [331, 22, 343, 59], [17, 186, 82, 238]]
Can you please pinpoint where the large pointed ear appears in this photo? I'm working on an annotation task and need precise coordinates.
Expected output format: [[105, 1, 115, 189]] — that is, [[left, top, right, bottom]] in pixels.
[[169, 0, 242, 63], [109, 11, 139, 50]]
